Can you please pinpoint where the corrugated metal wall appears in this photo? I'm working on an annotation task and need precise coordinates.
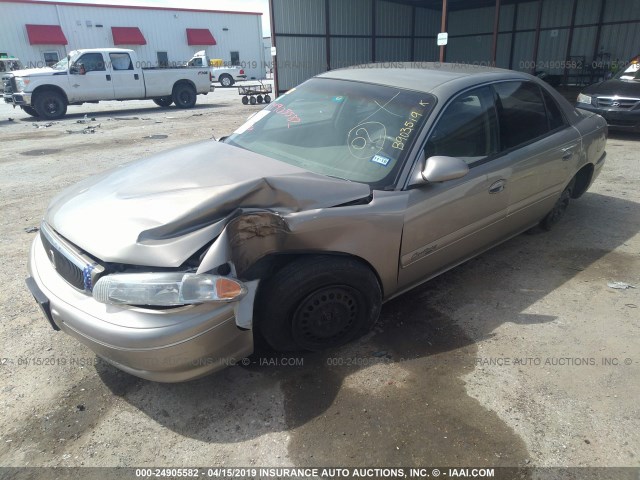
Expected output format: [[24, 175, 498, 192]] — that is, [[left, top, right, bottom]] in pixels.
[[272, 0, 640, 92], [0, 1, 265, 79]]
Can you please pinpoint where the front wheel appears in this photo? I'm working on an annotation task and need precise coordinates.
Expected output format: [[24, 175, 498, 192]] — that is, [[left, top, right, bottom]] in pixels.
[[256, 256, 382, 352], [153, 96, 173, 107], [172, 83, 197, 108], [34, 90, 67, 119], [21, 106, 39, 117], [264, 94, 271, 103]]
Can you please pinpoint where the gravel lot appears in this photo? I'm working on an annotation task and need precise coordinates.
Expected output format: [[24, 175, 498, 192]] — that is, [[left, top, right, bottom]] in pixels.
[[0, 82, 638, 476]]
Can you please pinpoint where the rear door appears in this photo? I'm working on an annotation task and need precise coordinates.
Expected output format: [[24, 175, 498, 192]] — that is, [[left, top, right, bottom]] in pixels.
[[109, 52, 144, 99], [68, 52, 114, 102], [492, 81, 580, 230]]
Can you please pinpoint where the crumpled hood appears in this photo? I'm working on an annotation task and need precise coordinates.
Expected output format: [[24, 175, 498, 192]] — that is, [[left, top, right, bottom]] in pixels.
[[45, 140, 371, 267]]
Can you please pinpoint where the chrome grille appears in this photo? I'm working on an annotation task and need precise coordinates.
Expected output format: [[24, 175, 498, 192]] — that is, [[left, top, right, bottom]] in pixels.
[[39, 223, 106, 292], [2, 76, 13, 94], [595, 96, 640, 110]]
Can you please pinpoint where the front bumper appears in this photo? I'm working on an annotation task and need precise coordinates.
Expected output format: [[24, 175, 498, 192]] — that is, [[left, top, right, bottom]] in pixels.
[[577, 104, 640, 131], [4, 92, 31, 105], [27, 234, 254, 382]]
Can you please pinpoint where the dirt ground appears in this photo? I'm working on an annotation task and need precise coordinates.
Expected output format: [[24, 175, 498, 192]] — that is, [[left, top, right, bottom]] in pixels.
[[0, 83, 638, 477]]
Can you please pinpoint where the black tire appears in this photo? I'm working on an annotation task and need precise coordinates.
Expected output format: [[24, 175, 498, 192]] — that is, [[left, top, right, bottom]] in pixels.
[[242, 96, 249, 105], [21, 106, 39, 117], [264, 95, 271, 104], [219, 74, 234, 87], [256, 95, 263, 104], [153, 96, 173, 107], [540, 181, 574, 231], [256, 256, 382, 352], [172, 83, 197, 108], [34, 90, 67, 120], [249, 96, 257, 105]]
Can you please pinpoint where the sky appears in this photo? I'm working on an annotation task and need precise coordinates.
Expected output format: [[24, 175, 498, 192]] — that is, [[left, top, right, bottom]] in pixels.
[[37, 0, 271, 35]]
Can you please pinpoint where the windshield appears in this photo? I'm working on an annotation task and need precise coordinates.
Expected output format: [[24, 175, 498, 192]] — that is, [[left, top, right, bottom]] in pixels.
[[615, 61, 640, 81], [225, 78, 436, 189], [52, 52, 80, 71]]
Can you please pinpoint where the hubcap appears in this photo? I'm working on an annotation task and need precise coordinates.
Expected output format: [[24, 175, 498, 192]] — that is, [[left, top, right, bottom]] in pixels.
[[293, 286, 359, 346]]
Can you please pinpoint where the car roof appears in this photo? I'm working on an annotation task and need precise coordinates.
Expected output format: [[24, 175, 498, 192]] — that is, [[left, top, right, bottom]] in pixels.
[[318, 61, 581, 125], [318, 62, 532, 95], [74, 48, 134, 54]]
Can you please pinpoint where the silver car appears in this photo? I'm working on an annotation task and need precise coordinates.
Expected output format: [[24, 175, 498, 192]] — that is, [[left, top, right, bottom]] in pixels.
[[26, 63, 607, 382]]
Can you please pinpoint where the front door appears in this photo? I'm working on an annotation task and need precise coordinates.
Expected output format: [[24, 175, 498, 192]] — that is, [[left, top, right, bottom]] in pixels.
[[68, 52, 114, 102], [109, 52, 144, 99], [398, 85, 511, 289]]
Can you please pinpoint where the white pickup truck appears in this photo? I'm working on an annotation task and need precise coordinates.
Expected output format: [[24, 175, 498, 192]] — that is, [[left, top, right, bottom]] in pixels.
[[187, 50, 247, 87], [3, 48, 213, 119]]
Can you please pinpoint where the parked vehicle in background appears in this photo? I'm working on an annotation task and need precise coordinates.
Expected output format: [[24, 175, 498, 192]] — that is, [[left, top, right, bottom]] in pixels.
[[576, 55, 640, 132], [3, 48, 212, 119], [26, 64, 607, 382], [188, 50, 247, 87], [0, 55, 23, 93]]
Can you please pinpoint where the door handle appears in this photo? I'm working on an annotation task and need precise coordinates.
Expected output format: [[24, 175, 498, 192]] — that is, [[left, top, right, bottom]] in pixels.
[[106, 74, 111, 81], [134, 74, 139, 80], [489, 179, 506, 194], [561, 144, 578, 161]]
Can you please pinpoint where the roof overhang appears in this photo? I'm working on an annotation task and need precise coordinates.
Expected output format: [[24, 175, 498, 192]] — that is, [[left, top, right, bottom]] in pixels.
[[25, 24, 67, 45], [186, 28, 217, 46], [111, 26, 147, 45]]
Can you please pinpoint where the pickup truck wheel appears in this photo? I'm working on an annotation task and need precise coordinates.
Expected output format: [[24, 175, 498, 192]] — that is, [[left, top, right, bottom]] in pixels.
[[219, 74, 234, 87], [153, 96, 173, 107], [21, 106, 39, 117], [256, 256, 382, 352], [34, 91, 67, 120], [172, 84, 197, 108]]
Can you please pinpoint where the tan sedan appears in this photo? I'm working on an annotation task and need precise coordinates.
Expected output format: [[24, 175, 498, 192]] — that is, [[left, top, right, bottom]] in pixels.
[[27, 63, 607, 381]]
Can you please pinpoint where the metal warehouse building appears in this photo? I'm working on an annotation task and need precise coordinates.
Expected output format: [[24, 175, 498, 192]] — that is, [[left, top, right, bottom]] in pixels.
[[0, 0, 265, 79], [269, 0, 640, 94]]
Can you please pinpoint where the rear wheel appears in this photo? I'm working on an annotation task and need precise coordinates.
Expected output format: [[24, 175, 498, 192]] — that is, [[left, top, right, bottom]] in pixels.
[[264, 94, 271, 104], [219, 74, 234, 87], [153, 96, 173, 107], [34, 90, 67, 119], [540, 181, 573, 231], [256, 95, 263, 104], [21, 106, 39, 117], [242, 96, 249, 105], [249, 96, 257, 105], [256, 256, 382, 352], [172, 83, 197, 108]]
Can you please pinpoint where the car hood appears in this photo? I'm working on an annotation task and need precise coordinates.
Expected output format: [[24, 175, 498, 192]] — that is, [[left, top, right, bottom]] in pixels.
[[10, 67, 59, 78], [584, 78, 640, 97], [45, 140, 371, 267]]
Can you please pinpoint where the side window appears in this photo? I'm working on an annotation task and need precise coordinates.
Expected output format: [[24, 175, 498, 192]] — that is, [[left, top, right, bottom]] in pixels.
[[230, 51, 240, 66], [494, 81, 549, 150], [77, 53, 105, 72], [43, 51, 59, 67], [109, 53, 133, 71], [542, 89, 566, 131], [425, 86, 498, 163], [157, 51, 168, 68]]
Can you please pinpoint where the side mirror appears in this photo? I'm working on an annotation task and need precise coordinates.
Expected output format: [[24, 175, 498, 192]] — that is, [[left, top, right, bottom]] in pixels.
[[422, 155, 469, 183], [69, 65, 79, 74]]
